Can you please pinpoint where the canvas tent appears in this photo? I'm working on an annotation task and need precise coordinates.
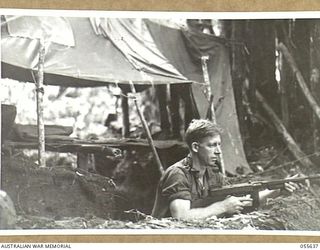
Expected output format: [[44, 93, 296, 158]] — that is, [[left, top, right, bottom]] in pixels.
[[1, 16, 191, 87], [1, 16, 250, 175]]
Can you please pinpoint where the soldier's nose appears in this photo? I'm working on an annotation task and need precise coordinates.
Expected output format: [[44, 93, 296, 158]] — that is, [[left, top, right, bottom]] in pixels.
[[214, 146, 222, 154]]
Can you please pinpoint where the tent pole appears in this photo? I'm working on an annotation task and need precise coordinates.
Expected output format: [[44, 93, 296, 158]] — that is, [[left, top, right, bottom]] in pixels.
[[156, 85, 170, 133], [201, 56, 217, 124], [129, 82, 164, 175], [201, 56, 225, 175], [36, 38, 46, 168], [121, 90, 130, 138]]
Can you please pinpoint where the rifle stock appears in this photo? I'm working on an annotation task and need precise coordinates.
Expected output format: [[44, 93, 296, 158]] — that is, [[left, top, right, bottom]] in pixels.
[[191, 174, 320, 213]]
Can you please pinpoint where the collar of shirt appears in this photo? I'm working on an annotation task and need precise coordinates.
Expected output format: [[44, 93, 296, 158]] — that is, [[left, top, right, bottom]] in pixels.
[[182, 154, 205, 178], [182, 153, 221, 176]]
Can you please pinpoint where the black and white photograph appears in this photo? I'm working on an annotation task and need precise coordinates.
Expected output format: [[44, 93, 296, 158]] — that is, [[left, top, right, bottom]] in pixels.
[[1, 10, 320, 234]]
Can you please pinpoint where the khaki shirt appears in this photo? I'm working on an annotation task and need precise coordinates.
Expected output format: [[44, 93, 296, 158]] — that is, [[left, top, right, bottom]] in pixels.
[[151, 155, 227, 218]]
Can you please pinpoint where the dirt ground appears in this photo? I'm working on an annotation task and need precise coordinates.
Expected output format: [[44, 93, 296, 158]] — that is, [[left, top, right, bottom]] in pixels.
[[2, 146, 320, 231]]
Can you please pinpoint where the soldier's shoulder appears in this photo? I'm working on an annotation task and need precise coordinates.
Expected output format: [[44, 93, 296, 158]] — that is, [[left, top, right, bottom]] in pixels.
[[165, 158, 190, 175]]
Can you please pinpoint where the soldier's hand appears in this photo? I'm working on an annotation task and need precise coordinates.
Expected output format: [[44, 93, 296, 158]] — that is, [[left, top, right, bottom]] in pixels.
[[283, 181, 300, 193], [221, 195, 253, 215], [282, 173, 309, 194]]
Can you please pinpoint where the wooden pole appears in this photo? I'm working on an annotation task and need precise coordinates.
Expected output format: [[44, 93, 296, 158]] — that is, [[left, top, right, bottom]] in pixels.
[[201, 55, 225, 175], [129, 82, 164, 175], [201, 56, 216, 124], [0, 104, 2, 189], [277, 43, 320, 122], [255, 89, 314, 169], [36, 38, 46, 168], [121, 90, 130, 138], [156, 85, 170, 132]]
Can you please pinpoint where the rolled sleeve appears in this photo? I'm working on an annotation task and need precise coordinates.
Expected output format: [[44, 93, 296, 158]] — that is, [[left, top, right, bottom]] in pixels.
[[161, 167, 192, 202]]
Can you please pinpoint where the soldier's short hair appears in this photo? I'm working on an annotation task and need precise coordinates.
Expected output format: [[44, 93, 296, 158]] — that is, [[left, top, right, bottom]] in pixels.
[[185, 119, 222, 148]]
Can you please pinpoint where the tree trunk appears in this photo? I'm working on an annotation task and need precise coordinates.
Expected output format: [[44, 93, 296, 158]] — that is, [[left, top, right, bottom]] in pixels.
[[249, 20, 278, 113], [310, 20, 320, 151], [293, 20, 311, 81], [247, 20, 258, 113], [230, 20, 248, 138], [276, 20, 292, 127], [256, 89, 314, 169], [279, 48, 290, 127], [278, 43, 320, 122]]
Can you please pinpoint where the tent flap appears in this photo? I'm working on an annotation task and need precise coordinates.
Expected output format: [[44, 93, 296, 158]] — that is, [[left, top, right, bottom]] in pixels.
[[183, 29, 250, 174], [4, 15, 75, 46], [92, 18, 187, 80]]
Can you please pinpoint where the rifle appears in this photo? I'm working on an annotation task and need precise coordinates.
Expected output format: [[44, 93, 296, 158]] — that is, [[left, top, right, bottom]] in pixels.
[[191, 174, 320, 213]]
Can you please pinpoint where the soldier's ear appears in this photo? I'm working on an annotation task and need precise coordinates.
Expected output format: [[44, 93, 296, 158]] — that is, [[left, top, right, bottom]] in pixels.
[[191, 142, 199, 153]]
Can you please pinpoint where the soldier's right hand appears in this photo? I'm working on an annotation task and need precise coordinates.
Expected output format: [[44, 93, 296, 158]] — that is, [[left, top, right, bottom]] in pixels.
[[221, 195, 253, 215]]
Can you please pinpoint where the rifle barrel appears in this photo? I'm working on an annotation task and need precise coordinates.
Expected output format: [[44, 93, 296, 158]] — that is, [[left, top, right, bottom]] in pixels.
[[259, 174, 320, 189]]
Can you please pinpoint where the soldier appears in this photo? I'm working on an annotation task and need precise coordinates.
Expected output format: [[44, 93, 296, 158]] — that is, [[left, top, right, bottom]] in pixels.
[[152, 119, 300, 219]]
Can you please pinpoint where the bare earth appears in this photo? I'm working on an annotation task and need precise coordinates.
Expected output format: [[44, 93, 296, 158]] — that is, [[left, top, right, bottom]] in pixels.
[[2, 150, 320, 231]]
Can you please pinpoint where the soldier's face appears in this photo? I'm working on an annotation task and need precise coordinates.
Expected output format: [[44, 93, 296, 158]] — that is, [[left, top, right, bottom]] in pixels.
[[195, 135, 222, 167]]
